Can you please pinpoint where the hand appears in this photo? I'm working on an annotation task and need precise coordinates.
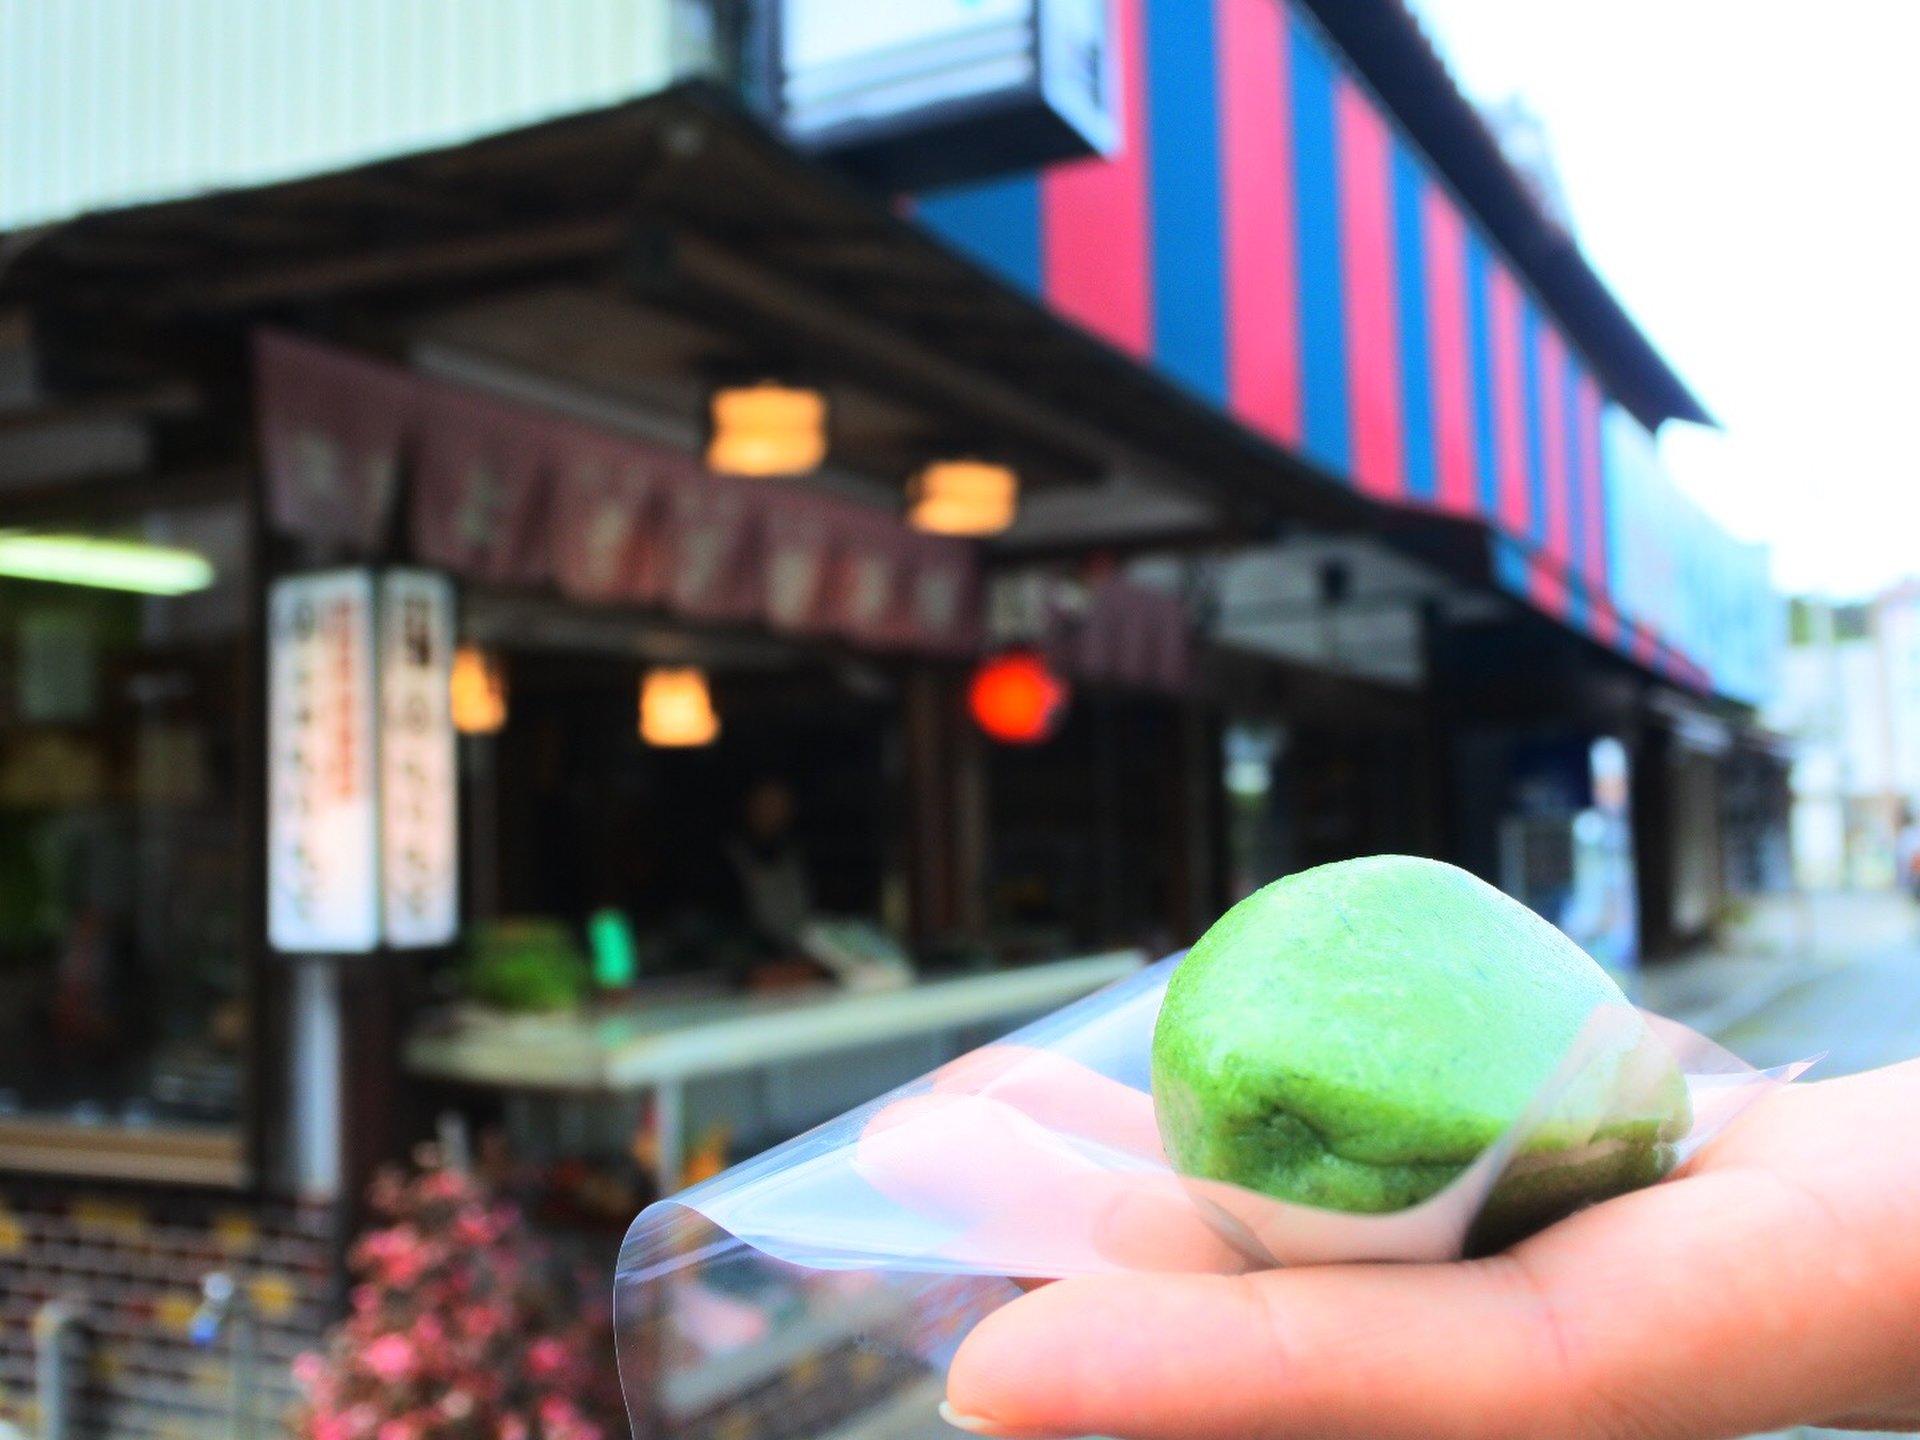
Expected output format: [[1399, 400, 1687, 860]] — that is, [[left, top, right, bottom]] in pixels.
[[944, 1059, 1920, 1440]]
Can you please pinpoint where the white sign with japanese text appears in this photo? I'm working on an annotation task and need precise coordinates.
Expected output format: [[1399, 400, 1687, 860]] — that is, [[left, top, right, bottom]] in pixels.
[[379, 570, 459, 949], [268, 570, 380, 953]]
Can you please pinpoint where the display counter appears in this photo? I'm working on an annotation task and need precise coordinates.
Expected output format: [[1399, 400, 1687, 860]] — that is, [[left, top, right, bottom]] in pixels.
[[404, 950, 1144, 1190]]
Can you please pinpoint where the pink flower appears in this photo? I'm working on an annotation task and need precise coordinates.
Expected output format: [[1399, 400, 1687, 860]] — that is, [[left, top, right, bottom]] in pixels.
[[359, 1333, 417, 1384], [292, 1352, 327, 1390], [453, 1208, 503, 1246], [526, 1337, 570, 1379], [419, 1169, 470, 1203], [460, 1302, 509, 1342], [497, 1419, 529, 1440], [357, 1229, 434, 1287], [376, 1420, 420, 1440]]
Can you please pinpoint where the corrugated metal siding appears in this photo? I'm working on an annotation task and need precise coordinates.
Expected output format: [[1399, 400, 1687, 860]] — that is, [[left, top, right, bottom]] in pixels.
[[0, 0, 683, 231]]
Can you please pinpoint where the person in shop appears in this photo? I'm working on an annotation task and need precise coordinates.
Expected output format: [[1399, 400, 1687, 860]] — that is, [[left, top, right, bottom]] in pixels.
[[716, 776, 828, 990]]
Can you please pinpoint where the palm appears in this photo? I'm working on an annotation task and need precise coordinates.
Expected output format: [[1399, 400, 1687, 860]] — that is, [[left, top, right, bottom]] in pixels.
[[946, 1061, 1920, 1440]]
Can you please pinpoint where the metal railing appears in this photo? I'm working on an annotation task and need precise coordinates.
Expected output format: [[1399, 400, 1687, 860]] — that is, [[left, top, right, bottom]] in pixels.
[[30, 1298, 84, 1440], [189, 1273, 260, 1440]]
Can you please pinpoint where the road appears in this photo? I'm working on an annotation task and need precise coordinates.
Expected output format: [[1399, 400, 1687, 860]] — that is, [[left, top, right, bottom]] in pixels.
[[1717, 917, 1920, 1076]]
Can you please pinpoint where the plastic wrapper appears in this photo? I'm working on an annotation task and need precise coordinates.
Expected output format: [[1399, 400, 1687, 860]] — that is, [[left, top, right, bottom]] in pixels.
[[615, 955, 1812, 1437]]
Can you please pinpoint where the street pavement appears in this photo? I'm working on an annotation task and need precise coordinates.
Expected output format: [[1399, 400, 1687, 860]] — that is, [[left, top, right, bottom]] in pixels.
[[1715, 932, 1920, 1078], [1644, 889, 1920, 1074]]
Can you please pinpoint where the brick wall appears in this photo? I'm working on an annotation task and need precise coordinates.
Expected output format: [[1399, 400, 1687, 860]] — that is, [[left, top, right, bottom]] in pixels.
[[0, 1178, 336, 1439]]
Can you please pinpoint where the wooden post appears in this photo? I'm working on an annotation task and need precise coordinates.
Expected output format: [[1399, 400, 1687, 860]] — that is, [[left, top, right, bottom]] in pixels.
[[901, 664, 957, 948]]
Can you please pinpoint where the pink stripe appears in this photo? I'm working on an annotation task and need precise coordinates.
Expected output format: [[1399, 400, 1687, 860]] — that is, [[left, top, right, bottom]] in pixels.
[[1578, 371, 1607, 592], [1335, 80, 1404, 499], [1043, 0, 1152, 358], [1526, 546, 1571, 618], [1591, 597, 1619, 647], [1487, 263, 1530, 535], [1539, 327, 1570, 565], [1422, 186, 1475, 515], [1219, 0, 1300, 443]]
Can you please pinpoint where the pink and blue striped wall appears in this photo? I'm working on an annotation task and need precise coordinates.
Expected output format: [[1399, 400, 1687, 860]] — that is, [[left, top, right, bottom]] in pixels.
[[913, 0, 1766, 702]]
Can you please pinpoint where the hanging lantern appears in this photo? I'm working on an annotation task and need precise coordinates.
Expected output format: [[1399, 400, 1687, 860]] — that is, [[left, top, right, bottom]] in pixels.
[[640, 666, 720, 747], [706, 381, 828, 478], [450, 645, 508, 735], [968, 649, 1068, 745], [907, 459, 1019, 537]]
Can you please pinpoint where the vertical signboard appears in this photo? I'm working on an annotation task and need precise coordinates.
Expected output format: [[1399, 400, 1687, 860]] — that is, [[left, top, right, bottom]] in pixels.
[[269, 567, 460, 954], [268, 571, 380, 953], [379, 570, 459, 948]]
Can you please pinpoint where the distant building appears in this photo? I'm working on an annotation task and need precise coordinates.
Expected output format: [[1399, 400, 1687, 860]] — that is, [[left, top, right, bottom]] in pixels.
[[1770, 589, 1920, 887]]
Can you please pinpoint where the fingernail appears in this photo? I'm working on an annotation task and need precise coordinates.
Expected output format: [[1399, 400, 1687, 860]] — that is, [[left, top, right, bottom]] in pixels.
[[938, 1400, 1081, 1439]]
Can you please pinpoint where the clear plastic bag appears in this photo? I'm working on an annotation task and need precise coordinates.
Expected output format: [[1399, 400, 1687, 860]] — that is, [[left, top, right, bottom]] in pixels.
[[614, 956, 1811, 1436]]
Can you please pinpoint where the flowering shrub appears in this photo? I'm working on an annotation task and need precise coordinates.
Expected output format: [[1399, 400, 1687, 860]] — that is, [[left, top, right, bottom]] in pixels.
[[292, 1165, 626, 1440]]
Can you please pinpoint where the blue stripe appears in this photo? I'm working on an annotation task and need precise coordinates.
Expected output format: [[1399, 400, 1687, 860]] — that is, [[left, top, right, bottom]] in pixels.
[[1521, 300, 1547, 546], [1566, 584, 1591, 633], [1464, 230, 1497, 517], [1564, 355, 1587, 585], [1492, 536, 1532, 598], [1290, 18, 1349, 473], [1391, 143, 1435, 502], [1146, 0, 1226, 402], [915, 175, 1042, 296]]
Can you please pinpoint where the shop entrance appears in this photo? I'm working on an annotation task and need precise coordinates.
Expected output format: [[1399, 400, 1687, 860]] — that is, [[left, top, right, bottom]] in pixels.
[[464, 639, 900, 993]]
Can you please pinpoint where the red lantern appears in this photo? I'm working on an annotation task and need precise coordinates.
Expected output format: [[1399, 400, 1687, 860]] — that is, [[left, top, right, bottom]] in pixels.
[[968, 650, 1069, 744]]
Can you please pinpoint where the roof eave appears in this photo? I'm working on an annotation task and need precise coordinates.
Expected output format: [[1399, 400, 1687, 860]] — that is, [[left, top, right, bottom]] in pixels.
[[1297, 0, 1715, 431]]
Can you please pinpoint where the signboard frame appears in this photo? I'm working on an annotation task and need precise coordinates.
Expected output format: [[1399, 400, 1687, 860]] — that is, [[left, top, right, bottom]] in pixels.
[[765, 0, 1118, 191]]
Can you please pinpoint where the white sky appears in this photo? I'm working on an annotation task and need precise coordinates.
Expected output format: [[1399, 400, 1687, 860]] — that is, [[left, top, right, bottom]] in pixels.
[[1405, 0, 1920, 599]]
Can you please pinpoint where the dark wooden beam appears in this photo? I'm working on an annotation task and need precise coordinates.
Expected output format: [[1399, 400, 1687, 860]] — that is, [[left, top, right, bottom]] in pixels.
[[149, 217, 628, 312]]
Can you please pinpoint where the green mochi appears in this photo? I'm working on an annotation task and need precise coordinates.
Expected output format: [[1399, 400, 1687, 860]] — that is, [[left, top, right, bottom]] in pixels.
[[1151, 856, 1691, 1248]]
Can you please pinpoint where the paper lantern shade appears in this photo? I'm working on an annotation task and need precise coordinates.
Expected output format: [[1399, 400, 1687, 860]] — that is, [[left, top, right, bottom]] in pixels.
[[707, 383, 828, 478], [640, 667, 720, 747], [907, 460, 1019, 537], [968, 650, 1068, 744]]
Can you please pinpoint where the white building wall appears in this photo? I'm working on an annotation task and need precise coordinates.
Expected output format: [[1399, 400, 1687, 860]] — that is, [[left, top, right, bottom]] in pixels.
[[1769, 591, 1920, 889], [0, 0, 700, 232], [1876, 588, 1920, 800]]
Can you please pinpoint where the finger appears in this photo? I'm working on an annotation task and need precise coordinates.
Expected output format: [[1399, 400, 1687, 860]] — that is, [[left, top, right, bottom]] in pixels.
[[947, 1155, 1915, 1440], [947, 1258, 1576, 1440]]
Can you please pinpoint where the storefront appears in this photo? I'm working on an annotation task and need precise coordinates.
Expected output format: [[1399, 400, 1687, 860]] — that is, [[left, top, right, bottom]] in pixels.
[[0, 3, 1786, 1428], [0, 84, 1263, 1437]]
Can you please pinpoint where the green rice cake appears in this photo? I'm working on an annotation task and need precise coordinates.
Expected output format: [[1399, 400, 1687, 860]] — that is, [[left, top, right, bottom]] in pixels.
[[1151, 855, 1691, 1247]]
